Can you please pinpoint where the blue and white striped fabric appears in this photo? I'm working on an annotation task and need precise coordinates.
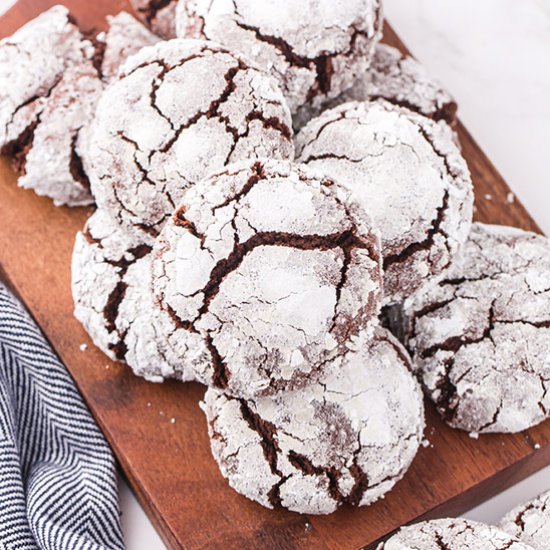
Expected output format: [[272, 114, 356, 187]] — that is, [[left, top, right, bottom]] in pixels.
[[0, 282, 124, 550]]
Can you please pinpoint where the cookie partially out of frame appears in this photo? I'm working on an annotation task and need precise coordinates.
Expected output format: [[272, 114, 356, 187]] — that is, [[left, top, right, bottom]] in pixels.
[[152, 159, 382, 398], [297, 99, 473, 304], [403, 223, 550, 434], [203, 327, 424, 514], [0, 7, 159, 207], [499, 490, 550, 550], [378, 518, 534, 549], [176, 0, 383, 121], [88, 39, 294, 239]]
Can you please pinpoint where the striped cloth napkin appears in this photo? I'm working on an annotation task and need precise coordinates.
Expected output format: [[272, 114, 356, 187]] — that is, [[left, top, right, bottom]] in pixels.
[[0, 282, 124, 549]]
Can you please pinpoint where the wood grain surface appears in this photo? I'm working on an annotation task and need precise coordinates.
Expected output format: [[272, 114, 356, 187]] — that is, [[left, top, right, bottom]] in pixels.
[[0, 2, 548, 549]]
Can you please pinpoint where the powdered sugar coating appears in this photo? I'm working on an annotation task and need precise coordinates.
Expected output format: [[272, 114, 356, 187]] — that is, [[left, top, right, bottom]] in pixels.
[[298, 44, 457, 129], [403, 223, 550, 434], [0, 7, 161, 207], [500, 490, 550, 550], [130, 0, 179, 39], [72, 210, 152, 362], [88, 39, 294, 239], [377, 518, 534, 549], [152, 159, 382, 398], [175, 0, 383, 119], [72, 210, 202, 382], [296, 99, 473, 304], [203, 327, 424, 514], [99, 12, 160, 82], [0, 5, 98, 206]]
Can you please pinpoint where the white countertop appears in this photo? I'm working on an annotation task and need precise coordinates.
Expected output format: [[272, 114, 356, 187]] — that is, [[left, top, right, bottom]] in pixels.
[[2, 0, 549, 547]]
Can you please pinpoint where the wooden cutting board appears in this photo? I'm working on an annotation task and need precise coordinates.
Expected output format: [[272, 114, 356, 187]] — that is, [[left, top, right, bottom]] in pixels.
[[1, 2, 549, 548]]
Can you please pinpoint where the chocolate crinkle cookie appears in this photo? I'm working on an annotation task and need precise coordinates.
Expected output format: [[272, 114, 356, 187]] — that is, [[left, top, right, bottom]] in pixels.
[[88, 39, 294, 240], [152, 159, 382, 398], [0, 6, 161, 207], [402, 223, 550, 434], [72, 209, 204, 382], [203, 327, 424, 514], [298, 43, 457, 129], [378, 518, 534, 549], [499, 490, 550, 550], [130, 0, 179, 39], [297, 99, 473, 304], [175, 0, 383, 122]]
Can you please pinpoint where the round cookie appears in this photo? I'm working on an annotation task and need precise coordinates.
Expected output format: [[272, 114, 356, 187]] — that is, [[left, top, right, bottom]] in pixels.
[[130, 0, 179, 39], [296, 99, 473, 304], [402, 223, 550, 434], [377, 518, 534, 549], [88, 39, 294, 239], [72, 210, 204, 382], [175, 0, 383, 120], [298, 43, 457, 129], [203, 327, 424, 514], [152, 159, 382, 398], [500, 490, 550, 550]]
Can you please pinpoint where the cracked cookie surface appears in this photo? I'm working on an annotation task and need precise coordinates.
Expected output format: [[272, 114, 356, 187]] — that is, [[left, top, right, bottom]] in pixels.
[[88, 39, 294, 239], [175, 0, 383, 120], [403, 223, 550, 434], [203, 327, 424, 514], [377, 518, 534, 549], [296, 99, 473, 304], [0, 5, 98, 206], [297, 43, 457, 129], [130, 0, 179, 39], [500, 490, 550, 550], [0, 6, 161, 207], [152, 159, 382, 398], [72, 210, 202, 382]]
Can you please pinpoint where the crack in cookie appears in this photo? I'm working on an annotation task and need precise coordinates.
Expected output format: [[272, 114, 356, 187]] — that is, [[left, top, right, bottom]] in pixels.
[[88, 39, 294, 237], [378, 518, 533, 549], [402, 223, 550, 434], [297, 99, 473, 304], [175, 0, 383, 117], [152, 159, 382, 398], [202, 327, 424, 514]]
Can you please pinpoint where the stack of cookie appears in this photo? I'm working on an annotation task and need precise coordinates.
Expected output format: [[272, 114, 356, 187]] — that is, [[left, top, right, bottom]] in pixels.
[[2, 0, 550, 517]]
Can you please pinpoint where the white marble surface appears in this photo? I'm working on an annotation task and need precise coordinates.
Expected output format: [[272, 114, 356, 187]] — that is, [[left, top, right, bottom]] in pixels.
[[2, 0, 550, 547]]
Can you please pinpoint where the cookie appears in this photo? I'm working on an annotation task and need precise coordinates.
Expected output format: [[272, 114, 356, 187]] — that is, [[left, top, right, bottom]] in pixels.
[[203, 327, 424, 514], [378, 518, 534, 549], [130, 0, 179, 39], [72, 210, 205, 382], [152, 159, 382, 398], [0, 7, 160, 207], [98, 12, 160, 82], [402, 223, 550, 434], [0, 6, 99, 206], [175, 0, 383, 120], [72, 209, 152, 362], [297, 43, 457, 129], [500, 490, 550, 550], [88, 39, 294, 239], [296, 99, 473, 304]]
